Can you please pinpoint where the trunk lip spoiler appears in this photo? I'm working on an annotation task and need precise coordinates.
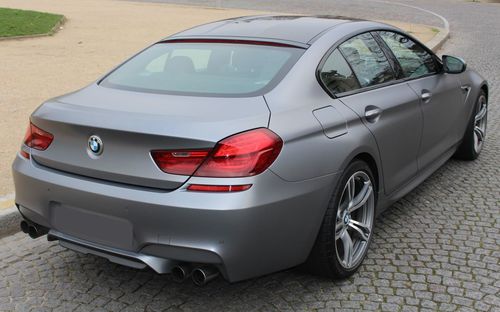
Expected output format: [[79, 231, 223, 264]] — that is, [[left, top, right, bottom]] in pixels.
[[157, 36, 310, 49]]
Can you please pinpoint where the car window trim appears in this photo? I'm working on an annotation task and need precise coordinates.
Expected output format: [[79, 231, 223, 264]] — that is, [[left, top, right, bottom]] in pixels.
[[336, 48, 362, 90], [317, 30, 398, 98], [342, 32, 398, 88], [316, 28, 443, 99], [334, 69, 445, 98], [370, 31, 404, 79], [373, 30, 442, 80], [341, 32, 399, 88]]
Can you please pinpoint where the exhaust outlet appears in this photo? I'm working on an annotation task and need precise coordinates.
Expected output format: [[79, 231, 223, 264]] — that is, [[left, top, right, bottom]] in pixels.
[[20, 220, 29, 234], [27, 223, 48, 239], [171, 263, 193, 283], [192, 266, 220, 286], [28, 225, 39, 239]]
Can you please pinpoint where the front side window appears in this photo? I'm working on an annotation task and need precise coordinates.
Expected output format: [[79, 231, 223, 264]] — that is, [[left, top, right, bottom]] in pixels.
[[319, 49, 360, 94], [379, 31, 438, 79], [339, 33, 395, 88], [100, 42, 304, 96]]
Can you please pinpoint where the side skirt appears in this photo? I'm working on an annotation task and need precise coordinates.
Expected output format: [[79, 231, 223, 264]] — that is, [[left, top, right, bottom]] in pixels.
[[376, 143, 459, 215]]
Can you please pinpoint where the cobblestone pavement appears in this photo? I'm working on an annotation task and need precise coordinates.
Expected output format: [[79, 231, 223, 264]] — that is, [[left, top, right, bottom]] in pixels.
[[1, 0, 499, 311]]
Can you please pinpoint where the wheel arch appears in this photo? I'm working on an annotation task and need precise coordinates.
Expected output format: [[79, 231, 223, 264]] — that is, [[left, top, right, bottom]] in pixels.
[[351, 152, 380, 195], [480, 83, 488, 101]]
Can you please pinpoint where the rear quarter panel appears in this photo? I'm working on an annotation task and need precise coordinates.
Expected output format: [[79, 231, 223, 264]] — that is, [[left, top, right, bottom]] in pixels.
[[265, 22, 384, 189]]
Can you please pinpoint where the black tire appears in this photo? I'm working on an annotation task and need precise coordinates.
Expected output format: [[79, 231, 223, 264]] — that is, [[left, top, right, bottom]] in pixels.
[[454, 90, 488, 160], [304, 160, 376, 279]]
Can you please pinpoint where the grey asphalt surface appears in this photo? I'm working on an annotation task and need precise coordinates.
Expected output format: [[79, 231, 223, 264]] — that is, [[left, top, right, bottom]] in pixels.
[[1, 0, 499, 311]]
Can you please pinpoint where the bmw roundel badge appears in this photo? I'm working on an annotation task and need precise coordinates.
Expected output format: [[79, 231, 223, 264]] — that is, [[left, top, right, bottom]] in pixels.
[[88, 135, 103, 156]]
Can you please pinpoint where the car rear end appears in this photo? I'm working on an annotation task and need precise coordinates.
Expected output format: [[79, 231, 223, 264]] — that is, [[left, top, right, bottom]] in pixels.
[[12, 39, 335, 282]]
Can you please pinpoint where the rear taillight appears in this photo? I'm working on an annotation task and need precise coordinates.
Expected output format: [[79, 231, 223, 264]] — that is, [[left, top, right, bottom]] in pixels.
[[23, 122, 54, 151], [151, 128, 283, 178], [151, 150, 211, 175], [195, 128, 283, 177]]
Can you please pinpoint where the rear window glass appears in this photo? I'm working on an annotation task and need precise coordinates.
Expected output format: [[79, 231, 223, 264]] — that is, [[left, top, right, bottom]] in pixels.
[[339, 33, 395, 88], [319, 49, 360, 94], [100, 42, 304, 97]]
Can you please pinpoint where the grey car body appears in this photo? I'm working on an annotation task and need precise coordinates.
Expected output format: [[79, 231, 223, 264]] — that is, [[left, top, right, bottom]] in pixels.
[[12, 16, 488, 283]]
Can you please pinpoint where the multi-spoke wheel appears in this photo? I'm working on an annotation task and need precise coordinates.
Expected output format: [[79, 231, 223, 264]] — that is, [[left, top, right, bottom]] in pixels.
[[335, 171, 374, 269], [473, 94, 487, 154], [455, 90, 488, 160], [305, 160, 376, 279]]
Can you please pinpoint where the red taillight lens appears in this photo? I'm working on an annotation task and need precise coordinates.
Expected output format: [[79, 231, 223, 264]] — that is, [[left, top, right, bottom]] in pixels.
[[20, 150, 30, 159], [194, 128, 283, 177], [151, 128, 283, 178], [151, 150, 211, 175], [23, 122, 53, 151], [186, 184, 252, 192]]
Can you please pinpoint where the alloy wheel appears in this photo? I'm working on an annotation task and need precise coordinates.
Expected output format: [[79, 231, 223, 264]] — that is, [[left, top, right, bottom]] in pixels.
[[473, 95, 487, 154], [335, 171, 375, 269]]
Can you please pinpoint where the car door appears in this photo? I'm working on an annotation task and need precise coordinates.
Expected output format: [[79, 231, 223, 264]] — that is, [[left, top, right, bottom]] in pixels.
[[376, 31, 463, 171], [319, 32, 423, 195]]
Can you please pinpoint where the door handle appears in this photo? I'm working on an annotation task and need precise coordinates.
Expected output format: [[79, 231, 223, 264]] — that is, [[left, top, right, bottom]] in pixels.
[[365, 106, 382, 123], [421, 91, 432, 102]]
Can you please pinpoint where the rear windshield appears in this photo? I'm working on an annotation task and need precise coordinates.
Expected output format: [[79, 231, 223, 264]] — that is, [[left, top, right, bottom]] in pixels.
[[100, 41, 304, 97]]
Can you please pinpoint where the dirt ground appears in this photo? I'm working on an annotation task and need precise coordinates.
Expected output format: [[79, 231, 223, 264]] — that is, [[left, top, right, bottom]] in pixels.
[[0, 0, 438, 201]]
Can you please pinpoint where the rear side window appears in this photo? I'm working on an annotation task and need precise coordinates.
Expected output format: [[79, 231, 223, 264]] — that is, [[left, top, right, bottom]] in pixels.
[[319, 49, 360, 94], [100, 42, 304, 96], [339, 33, 395, 88], [379, 31, 438, 78]]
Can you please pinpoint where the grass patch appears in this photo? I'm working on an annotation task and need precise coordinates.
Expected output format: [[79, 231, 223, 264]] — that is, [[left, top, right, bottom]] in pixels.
[[0, 7, 63, 38]]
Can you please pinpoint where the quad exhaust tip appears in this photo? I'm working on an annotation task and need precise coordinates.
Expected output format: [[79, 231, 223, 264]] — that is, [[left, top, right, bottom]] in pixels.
[[171, 263, 193, 283], [172, 264, 220, 286], [20, 220, 48, 239], [20, 220, 29, 234], [28, 225, 40, 239], [20, 220, 220, 285], [191, 266, 220, 286]]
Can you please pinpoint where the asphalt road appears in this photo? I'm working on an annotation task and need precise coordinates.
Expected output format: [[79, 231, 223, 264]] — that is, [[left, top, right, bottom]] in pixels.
[[1, 0, 499, 311]]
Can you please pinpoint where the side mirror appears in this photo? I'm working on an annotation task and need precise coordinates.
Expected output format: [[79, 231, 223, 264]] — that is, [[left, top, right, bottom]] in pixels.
[[442, 55, 467, 74]]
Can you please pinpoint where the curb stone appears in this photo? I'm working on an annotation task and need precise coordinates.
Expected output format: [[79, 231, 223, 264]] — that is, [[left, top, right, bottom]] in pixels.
[[0, 16, 66, 41], [427, 27, 450, 53], [0, 206, 21, 238], [371, 0, 450, 53]]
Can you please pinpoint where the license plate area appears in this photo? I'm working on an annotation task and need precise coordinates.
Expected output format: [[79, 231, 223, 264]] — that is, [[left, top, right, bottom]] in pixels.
[[50, 202, 133, 250]]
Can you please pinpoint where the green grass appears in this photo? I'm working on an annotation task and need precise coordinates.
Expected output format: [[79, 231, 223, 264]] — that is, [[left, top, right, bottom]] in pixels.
[[0, 7, 63, 38]]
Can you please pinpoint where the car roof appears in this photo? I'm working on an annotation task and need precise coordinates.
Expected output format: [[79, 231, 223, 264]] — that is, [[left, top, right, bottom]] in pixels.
[[168, 15, 361, 46]]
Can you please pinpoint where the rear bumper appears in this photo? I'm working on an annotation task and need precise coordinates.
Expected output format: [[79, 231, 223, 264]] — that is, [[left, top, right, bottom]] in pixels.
[[12, 154, 338, 282]]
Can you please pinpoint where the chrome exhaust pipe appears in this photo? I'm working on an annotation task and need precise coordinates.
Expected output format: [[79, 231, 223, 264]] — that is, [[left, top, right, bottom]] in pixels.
[[191, 266, 220, 286], [20, 220, 30, 234], [28, 225, 39, 239], [27, 223, 48, 239], [171, 263, 193, 283]]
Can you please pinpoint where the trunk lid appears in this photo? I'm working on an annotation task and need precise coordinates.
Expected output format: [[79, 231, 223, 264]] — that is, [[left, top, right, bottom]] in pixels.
[[30, 84, 270, 190]]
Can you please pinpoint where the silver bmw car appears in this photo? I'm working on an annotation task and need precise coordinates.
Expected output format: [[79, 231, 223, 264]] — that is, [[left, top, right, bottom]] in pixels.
[[13, 16, 488, 285]]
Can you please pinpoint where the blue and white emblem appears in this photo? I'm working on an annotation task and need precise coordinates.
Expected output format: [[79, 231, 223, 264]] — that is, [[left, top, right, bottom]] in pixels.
[[88, 135, 103, 156]]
